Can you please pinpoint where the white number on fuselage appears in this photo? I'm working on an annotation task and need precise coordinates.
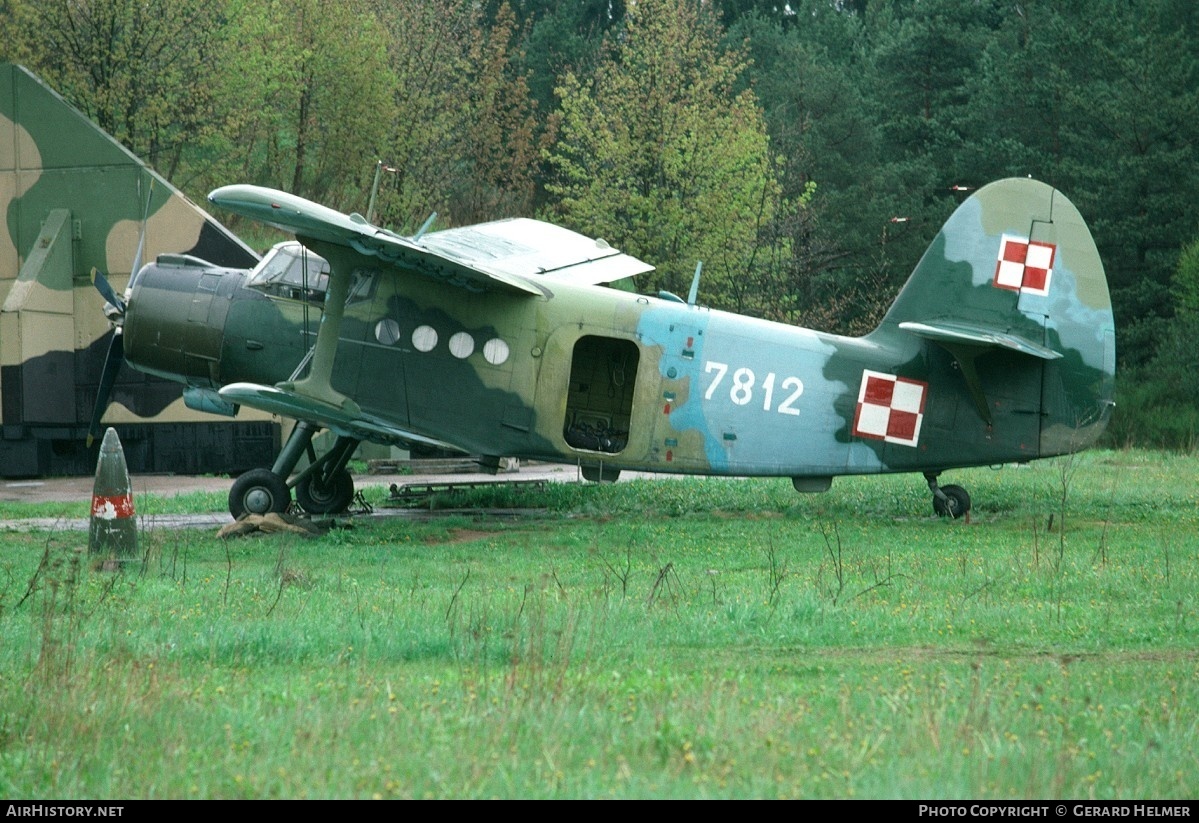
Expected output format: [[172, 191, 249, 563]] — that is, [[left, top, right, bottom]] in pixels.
[[703, 361, 803, 415]]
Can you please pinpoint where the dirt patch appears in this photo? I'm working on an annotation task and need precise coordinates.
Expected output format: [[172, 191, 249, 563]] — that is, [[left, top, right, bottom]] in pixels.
[[424, 528, 505, 545]]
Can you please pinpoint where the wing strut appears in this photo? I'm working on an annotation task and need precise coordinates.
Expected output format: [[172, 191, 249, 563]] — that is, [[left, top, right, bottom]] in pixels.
[[275, 239, 361, 415]]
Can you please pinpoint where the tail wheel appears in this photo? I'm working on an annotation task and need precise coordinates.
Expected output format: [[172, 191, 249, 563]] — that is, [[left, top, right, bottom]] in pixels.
[[933, 484, 971, 519], [295, 469, 355, 514], [229, 468, 291, 519]]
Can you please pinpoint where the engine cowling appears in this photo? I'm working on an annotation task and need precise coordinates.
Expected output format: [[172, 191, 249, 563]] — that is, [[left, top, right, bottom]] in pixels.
[[123, 254, 245, 387]]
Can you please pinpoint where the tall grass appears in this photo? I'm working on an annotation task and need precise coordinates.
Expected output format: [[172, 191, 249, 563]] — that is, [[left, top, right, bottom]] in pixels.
[[0, 449, 1195, 798]]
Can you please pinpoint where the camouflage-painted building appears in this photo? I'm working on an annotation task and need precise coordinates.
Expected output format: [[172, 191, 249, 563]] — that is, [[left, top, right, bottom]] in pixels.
[[0, 63, 278, 476]]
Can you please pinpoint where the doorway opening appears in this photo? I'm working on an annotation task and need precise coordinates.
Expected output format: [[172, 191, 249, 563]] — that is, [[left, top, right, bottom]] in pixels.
[[563, 335, 639, 454]]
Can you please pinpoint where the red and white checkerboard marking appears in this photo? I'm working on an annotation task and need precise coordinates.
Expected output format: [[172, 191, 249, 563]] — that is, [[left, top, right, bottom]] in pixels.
[[994, 234, 1055, 296], [852, 370, 928, 447]]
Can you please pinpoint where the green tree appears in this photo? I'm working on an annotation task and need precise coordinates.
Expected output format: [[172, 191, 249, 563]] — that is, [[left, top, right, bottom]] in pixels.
[[211, 0, 394, 211], [955, 0, 1199, 369], [370, 0, 476, 230], [1127, 234, 1199, 447], [518, 0, 618, 132], [368, 0, 541, 231], [448, 2, 546, 224], [1058, 1, 1199, 370], [1174, 235, 1199, 317], [8, 0, 227, 181], [544, 0, 780, 308], [866, 0, 1004, 169], [729, 3, 903, 331]]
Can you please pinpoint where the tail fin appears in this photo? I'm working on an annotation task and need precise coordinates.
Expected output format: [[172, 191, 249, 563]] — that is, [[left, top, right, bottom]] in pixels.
[[871, 177, 1115, 457]]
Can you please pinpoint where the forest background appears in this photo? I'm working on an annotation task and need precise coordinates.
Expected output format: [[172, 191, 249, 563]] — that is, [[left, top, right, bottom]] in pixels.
[[2, 0, 1196, 448]]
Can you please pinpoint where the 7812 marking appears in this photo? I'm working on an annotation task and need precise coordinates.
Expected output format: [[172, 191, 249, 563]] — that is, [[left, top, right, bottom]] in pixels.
[[703, 361, 803, 415]]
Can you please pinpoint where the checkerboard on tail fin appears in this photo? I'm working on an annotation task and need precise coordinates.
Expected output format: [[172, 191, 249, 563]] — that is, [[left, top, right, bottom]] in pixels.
[[869, 177, 1116, 459], [994, 234, 1056, 295]]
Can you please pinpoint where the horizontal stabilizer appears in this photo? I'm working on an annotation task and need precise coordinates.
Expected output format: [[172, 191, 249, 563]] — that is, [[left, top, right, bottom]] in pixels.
[[898, 320, 1062, 360]]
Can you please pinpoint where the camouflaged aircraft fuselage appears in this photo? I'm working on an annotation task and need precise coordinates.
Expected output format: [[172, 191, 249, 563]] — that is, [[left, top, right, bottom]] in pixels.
[[126, 177, 1114, 492]]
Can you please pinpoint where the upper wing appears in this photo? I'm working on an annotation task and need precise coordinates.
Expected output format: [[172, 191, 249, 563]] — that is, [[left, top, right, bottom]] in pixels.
[[208, 185, 652, 294], [419, 218, 652, 287]]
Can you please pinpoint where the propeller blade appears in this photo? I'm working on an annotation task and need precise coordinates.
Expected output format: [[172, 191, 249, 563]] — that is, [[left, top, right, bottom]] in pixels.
[[88, 179, 155, 445], [126, 178, 156, 296], [90, 267, 125, 316], [87, 331, 124, 448]]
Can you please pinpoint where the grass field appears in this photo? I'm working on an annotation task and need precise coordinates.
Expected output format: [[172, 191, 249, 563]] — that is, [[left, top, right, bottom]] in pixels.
[[0, 449, 1196, 799]]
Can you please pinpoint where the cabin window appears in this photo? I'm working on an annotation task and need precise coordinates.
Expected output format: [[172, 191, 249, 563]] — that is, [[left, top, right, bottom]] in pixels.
[[564, 335, 639, 454]]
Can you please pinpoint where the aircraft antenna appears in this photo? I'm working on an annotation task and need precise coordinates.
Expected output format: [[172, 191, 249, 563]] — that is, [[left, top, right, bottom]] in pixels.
[[366, 161, 382, 223], [687, 261, 703, 305], [365, 160, 398, 224], [413, 212, 438, 242]]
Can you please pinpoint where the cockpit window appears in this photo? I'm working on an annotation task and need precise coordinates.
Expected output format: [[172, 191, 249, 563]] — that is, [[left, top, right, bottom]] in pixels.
[[247, 243, 331, 303], [247, 242, 377, 305]]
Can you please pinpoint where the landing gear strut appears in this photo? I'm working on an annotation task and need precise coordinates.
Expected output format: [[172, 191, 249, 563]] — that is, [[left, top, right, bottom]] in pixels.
[[925, 471, 971, 519], [227, 421, 360, 518]]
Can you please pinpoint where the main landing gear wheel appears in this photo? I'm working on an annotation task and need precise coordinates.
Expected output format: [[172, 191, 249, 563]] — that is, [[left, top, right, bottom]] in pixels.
[[932, 484, 971, 519], [229, 468, 291, 519], [925, 471, 971, 519], [295, 469, 355, 514]]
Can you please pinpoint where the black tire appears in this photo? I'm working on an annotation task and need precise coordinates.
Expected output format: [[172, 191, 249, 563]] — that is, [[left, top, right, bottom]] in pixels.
[[295, 469, 355, 514], [933, 484, 971, 519], [229, 468, 291, 519]]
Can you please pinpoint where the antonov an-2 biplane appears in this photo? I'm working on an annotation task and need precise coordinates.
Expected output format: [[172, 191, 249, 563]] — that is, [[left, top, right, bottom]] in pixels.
[[94, 177, 1115, 519]]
